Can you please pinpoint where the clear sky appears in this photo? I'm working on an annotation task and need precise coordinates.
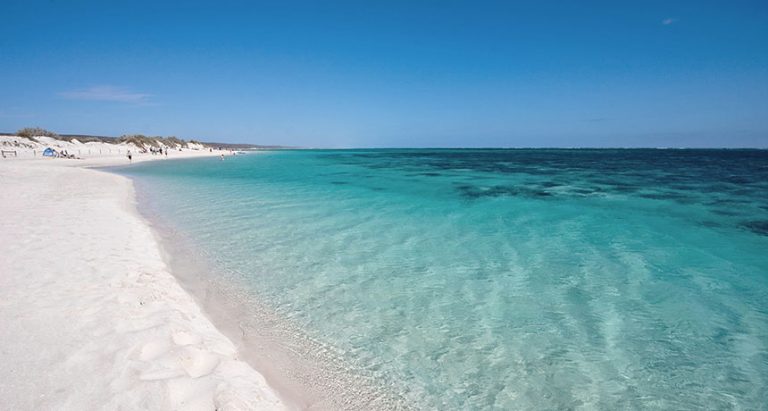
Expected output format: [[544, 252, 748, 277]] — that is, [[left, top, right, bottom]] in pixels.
[[1, 1, 766, 147]]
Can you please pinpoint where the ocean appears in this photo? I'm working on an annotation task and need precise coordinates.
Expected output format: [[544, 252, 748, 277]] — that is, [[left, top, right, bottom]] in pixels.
[[117, 149, 768, 409]]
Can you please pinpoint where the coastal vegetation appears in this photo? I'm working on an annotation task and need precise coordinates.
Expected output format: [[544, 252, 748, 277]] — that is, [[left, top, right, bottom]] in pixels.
[[117, 135, 203, 149], [4, 127, 281, 150], [16, 127, 59, 140], [119, 134, 170, 148]]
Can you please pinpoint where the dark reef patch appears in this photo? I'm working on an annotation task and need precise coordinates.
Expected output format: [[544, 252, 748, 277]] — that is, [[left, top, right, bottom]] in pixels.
[[638, 192, 694, 203], [455, 184, 554, 200], [325, 149, 768, 213], [742, 220, 768, 236], [710, 209, 742, 217], [609, 185, 638, 193]]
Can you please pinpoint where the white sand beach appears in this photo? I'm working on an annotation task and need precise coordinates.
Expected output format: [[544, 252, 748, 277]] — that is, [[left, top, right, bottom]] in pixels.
[[0, 142, 288, 410]]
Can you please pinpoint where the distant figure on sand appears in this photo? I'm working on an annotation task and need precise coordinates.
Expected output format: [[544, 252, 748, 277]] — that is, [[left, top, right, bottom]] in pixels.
[[127, 150, 132, 162]]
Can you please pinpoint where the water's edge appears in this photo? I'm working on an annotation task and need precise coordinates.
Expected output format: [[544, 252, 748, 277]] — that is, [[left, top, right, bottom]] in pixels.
[[126, 175, 410, 410]]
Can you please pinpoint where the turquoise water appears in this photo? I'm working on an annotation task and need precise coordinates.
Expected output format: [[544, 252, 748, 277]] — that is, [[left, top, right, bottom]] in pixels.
[[119, 149, 768, 409]]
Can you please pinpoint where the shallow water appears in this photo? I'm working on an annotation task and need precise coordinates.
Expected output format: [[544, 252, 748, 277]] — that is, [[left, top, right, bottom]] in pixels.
[[118, 149, 768, 409]]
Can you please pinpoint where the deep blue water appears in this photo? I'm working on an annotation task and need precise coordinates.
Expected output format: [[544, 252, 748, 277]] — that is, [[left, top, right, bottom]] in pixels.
[[118, 149, 768, 409]]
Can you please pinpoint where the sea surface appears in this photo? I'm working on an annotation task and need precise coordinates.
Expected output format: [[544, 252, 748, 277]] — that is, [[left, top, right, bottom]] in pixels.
[[118, 149, 768, 409]]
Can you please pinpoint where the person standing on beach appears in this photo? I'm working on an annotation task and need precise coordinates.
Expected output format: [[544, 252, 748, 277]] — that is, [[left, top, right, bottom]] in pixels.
[[127, 150, 132, 162]]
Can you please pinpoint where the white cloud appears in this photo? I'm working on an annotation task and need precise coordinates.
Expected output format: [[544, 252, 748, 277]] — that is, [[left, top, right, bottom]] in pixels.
[[661, 18, 678, 25], [58, 85, 151, 103]]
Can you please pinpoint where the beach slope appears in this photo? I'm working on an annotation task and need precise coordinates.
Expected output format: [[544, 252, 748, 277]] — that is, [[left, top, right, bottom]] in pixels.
[[0, 160, 286, 410]]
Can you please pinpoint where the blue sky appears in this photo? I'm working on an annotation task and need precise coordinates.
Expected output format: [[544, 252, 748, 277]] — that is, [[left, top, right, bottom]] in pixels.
[[1, 1, 766, 147]]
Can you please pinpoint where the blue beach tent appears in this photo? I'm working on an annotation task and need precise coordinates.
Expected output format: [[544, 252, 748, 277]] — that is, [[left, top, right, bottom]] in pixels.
[[42, 147, 55, 157]]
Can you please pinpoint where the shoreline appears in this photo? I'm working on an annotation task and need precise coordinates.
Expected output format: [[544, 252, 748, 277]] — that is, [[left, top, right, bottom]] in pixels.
[[125, 159, 411, 410], [0, 152, 290, 410]]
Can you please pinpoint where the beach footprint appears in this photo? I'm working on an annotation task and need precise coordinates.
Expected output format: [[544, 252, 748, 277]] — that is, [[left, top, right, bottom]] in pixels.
[[180, 346, 220, 379]]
